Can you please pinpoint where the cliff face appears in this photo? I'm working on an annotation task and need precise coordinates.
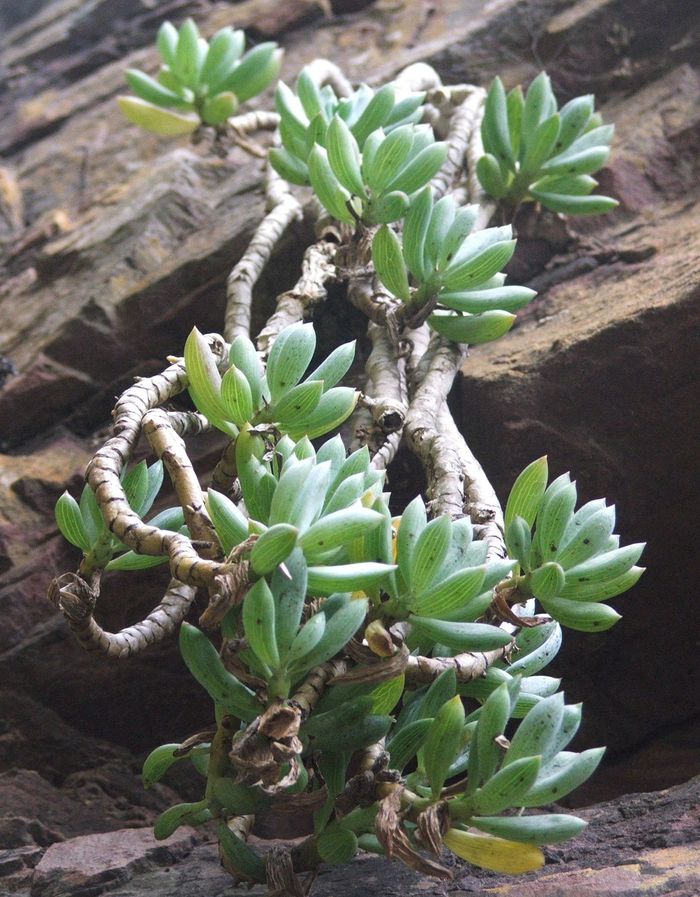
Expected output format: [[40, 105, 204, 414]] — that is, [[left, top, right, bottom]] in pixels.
[[1, 0, 699, 893]]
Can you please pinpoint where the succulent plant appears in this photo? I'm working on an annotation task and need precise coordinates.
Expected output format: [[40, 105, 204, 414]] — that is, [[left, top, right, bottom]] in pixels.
[[50, 19, 640, 892]]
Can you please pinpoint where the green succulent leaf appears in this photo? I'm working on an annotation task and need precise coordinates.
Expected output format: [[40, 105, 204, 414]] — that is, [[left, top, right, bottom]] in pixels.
[[386, 717, 433, 771], [201, 28, 245, 91], [507, 620, 562, 677], [555, 94, 595, 154], [504, 693, 565, 767], [505, 457, 549, 530], [520, 73, 555, 159], [327, 115, 365, 196], [469, 755, 542, 816], [317, 824, 358, 864], [424, 695, 466, 797], [249, 524, 299, 576], [441, 239, 516, 292], [506, 516, 533, 571], [410, 515, 452, 595], [179, 623, 260, 720], [521, 747, 605, 807], [402, 185, 432, 280], [531, 192, 618, 215], [308, 144, 355, 224], [242, 578, 281, 670], [537, 594, 622, 632], [55, 491, 91, 552], [273, 380, 324, 425], [266, 322, 316, 403], [273, 549, 308, 657], [142, 743, 184, 788], [520, 113, 561, 176], [439, 285, 535, 314], [409, 616, 513, 652], [372, 225, 410, 300], [300, 507, 385, 561], [224, 43, 282, 103], [471, 813, 587, 846], [385, 142, 448, 194], [307, 564, 395, 596], [483, 76, 515, 166], [540, 145, 610, 177], [201, 91, 238, 125], [408, 566, 487, 618], [173, 18, 201, 88], [221, 364, 255, 426], [305, 341, 356, 391], [269, 147, 309, 185], [469, 681, 512, 790], [156, 21, 179, 66], [367, 190, 410, 224], [506, 85, 524, 158], [291, 597, 368, 673], [286, 612, 326, 668], [217, 821, 266, 883], [531, 173, 598, 196], [125, 69, 192, 109], [428, 310, 516, 344], [184, 327, 236, 435], [154, 800, 210, 840], [530, 561, 564, 600], [351, 84, 395, 145], [206, 489, 249, 554], [285, 387, 359, 441], [364, 125, 414, 193]]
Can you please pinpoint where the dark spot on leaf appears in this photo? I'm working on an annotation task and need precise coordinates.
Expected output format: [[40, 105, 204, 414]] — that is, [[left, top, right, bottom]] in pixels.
[[583, 538, 590, 545]]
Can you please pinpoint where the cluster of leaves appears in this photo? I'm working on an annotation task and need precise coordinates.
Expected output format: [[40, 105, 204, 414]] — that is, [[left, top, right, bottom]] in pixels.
[[477, 73, 617, 215], [504, 457, 645, 632], [118, 19, 281, 135], [270, 72, 439, 224], [372, 188, 536, 342], [55, 459, 186, 572], [184, 323, 358, 441], [56, 411, 644, 877], [120, 429, 642, 876]]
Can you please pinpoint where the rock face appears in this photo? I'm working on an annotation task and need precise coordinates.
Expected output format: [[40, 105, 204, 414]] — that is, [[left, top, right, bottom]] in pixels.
[[4, 776, 700, 896], [0, 0, 699, 894], [29, 827, 197, 897]]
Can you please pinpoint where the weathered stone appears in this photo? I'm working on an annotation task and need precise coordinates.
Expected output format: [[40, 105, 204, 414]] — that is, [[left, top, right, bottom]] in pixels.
[[29, 826, 197, 897], [9, 777, 696, 897], [0, 689, 126, 783], [0, 766, 181, 845]]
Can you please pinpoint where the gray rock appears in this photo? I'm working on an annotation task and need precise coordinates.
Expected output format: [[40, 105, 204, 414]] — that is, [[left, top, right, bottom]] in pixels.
[[29, 827, 197, 897]]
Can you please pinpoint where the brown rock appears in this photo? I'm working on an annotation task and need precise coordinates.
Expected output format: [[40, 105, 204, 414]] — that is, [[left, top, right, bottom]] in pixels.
[[17, 777, 697, 897], [0, 689, 126, 783], [30, 826, 197, 897]]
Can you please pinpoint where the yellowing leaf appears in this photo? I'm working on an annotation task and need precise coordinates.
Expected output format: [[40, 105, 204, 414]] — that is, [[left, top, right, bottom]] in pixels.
[[444, 828, 545, 874], [117, 96, 199, 136]]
